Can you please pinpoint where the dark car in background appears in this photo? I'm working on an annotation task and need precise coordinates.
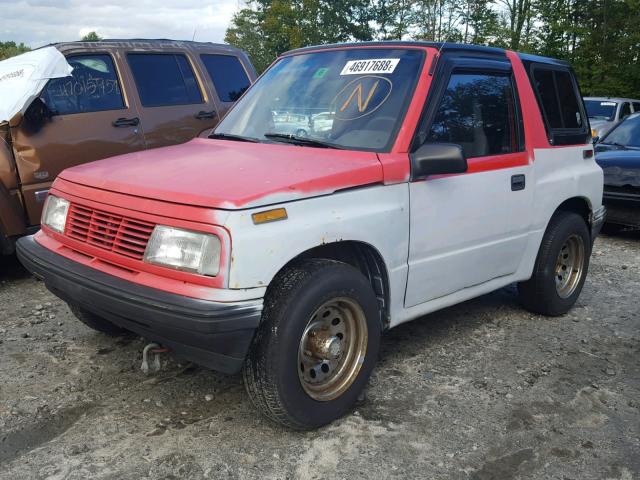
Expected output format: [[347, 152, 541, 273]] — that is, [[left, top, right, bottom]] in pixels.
[[595, 112, 640, 229]]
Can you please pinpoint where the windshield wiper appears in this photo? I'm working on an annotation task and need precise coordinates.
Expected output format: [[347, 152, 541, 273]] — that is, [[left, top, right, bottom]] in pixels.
[[209, 132, 260, 143], [263, 133, 345, 150]]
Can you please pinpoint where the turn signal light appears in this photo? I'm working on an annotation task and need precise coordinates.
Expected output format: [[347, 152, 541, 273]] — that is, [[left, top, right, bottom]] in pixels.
[[252, 208, 288, 224]]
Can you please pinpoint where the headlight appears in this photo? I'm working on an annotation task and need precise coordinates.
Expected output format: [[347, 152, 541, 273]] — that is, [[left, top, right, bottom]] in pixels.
[[42, 195, 69, 233], [143, 226, 221, 276]]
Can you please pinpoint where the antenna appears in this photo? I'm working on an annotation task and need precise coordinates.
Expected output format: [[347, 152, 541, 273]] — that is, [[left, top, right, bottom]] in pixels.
[[192, 28, 197, 41], [436, 37, 448, 57], [429, 38, 448, 76]]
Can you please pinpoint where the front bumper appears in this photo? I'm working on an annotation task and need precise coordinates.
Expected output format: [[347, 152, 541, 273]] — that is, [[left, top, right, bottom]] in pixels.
[[16, 236, 263, 374], [602, 191, 640, 228]]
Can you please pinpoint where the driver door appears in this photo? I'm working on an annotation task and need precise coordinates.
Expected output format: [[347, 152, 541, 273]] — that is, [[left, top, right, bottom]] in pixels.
[[405, 55, 533, 307]]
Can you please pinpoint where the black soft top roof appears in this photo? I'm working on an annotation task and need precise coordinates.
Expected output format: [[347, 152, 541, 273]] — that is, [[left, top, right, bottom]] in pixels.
[[283, 41, 569, 66]]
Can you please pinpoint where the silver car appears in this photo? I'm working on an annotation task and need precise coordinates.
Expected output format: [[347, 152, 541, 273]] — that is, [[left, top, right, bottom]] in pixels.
[[585, 97, 640, 139]]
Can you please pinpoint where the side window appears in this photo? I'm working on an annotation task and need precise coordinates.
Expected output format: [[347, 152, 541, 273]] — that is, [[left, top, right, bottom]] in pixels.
[[620, 102, 632, 119], [529, 65, 588, 144], [200, 54, 251, 102], [555, 70, 583, 128], [127, 53, 203, 107], [533, 69, 562, 128], [633, 102, 640, 112], [425, 73, 517, 158], [42, 54, 124, 115]]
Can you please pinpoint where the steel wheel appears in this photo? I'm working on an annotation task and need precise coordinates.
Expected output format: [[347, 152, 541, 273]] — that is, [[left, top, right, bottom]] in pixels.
[[298, 297, 368, 402], [554, 234, 585, 298]]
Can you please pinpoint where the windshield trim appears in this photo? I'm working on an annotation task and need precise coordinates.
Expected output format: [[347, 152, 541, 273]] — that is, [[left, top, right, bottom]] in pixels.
[[212, 47, 428, 154]]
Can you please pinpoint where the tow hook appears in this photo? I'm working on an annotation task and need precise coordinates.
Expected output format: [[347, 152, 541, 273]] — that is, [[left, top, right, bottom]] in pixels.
[[141, 342, 170, 375]]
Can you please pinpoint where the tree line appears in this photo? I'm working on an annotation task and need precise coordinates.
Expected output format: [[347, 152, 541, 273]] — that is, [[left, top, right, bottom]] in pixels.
[[0, 33, 101, 61], [0, 41, 30, 61], [225, 0, 640, 97]]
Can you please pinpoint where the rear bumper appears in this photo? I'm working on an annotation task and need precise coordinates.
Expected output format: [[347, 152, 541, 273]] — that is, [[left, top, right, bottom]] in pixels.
[[16, 235, 262, 374]]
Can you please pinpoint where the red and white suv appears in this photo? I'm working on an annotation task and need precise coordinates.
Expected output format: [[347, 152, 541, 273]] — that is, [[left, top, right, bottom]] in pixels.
[[18, 42, 605, 429]]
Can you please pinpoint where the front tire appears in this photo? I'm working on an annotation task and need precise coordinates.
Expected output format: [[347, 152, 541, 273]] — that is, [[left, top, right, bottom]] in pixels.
[[518, 211, 591, 316], [243, 259, 381, 430]]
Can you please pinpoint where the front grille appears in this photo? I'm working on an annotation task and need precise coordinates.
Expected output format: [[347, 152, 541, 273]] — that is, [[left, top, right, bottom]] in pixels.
[[65, 203, 155, 260]]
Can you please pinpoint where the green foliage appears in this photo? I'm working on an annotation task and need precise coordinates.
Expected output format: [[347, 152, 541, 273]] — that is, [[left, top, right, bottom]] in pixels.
[[226, 0, 639, 97], [81, 31, 102, 42], [0, 41, 31, 61], [225, 0, 374, 73]]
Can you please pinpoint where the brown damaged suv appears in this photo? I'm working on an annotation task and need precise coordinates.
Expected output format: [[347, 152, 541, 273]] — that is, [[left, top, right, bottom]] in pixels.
[[0, 39, 256, 254]]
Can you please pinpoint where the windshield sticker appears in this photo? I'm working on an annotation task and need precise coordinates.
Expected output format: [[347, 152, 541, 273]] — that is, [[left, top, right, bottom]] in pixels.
[[340, 59, 400, 76], [600, 102, 617, 106], [313, 67, 329, 79], [331, 75, 393, 120]]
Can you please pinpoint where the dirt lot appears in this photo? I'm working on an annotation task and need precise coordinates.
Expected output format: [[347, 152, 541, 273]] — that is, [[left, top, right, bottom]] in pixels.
[[0, 232, 638, 480]]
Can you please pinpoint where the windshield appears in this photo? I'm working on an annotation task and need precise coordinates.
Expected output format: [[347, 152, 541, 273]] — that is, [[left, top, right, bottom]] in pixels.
[[585, 100, 617, 121], [214, 48, 424, 152], [601, 114, 640, 147]]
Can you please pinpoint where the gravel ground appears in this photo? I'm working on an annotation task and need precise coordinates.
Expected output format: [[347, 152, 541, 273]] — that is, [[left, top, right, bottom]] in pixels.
[[0, 232, 638, 480]]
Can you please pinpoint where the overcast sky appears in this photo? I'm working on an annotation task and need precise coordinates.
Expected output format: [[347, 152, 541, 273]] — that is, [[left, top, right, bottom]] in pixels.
[[0, 0, 242, 48]]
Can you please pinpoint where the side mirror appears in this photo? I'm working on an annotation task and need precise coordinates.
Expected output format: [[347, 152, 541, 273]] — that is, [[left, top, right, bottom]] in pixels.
[[411, 143, 467, 178], [592, 136, 600, 144]]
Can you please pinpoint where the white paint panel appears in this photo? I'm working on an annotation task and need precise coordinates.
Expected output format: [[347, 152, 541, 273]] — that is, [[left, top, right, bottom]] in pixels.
[[224, 184, 410, 320], [218, 145, 603, 331], [405, 165, 533, 308]]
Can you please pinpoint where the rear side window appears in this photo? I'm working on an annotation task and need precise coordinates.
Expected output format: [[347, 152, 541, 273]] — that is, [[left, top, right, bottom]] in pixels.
[[529, 65, 588, 145], [127, 53, 203, 107], [533, 69, 562, 128], [620, 102, 632, 119], [425, 73, 517, 158], [42, 54, 124, 115], [555, 71, 583, 128], [200, 54, 251, 102], [633, 102, 640, 112]]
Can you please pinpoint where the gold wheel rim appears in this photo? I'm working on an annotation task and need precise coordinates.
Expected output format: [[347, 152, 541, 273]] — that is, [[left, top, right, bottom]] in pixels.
[[297, 297, 368, 402], [554, 234, 585, 299]]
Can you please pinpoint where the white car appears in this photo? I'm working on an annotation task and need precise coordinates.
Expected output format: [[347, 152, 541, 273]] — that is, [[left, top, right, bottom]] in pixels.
[[311, 111, 334, 133], [585, 96, 640, 139]]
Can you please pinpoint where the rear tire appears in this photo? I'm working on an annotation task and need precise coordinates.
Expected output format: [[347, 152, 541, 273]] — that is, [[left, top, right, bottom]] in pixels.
[[243, 259, 381, 430], [518, 211, 591, 316], [69, 304, 130, 336]]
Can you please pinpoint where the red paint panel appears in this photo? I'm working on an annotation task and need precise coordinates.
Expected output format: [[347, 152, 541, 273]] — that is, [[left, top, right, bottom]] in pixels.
[[466, 151, 529, 173], [507, 50, 551, 150], [54, 178, 223, 225], [59, 138, 383, 210], [377, 153, 411, 183], [391, 48, 437, 154], [44, 186, 232, 291], [375, 47, 437, 184]]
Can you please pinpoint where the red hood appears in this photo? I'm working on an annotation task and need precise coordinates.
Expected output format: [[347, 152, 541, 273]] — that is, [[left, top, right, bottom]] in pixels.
[[58, 138, 383, 209]]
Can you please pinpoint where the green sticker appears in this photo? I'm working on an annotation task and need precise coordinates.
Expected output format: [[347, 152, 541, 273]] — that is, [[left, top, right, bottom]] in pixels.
[[313, 67, 329, 79]]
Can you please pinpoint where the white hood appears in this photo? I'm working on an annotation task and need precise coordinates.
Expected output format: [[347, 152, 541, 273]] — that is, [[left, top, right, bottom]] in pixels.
[[0, 47, 73, 123]]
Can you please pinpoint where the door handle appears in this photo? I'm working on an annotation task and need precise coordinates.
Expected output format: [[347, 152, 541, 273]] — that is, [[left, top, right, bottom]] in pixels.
[[195, 110, 216, 120], [112, 117, 140, 127], [511, 174, 526, 191]]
